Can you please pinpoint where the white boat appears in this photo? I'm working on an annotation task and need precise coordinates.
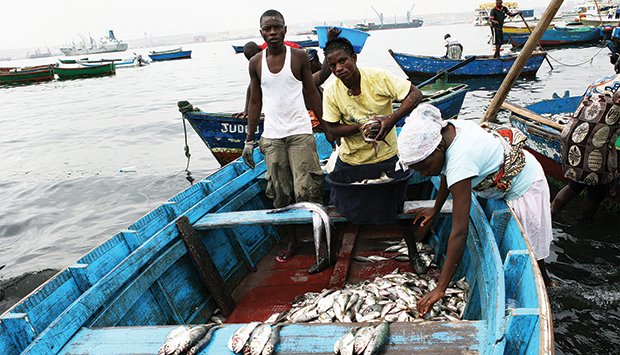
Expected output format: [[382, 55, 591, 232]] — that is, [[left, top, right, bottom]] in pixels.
[[560, 0, 618, 25], [60, 30, 128, 56]]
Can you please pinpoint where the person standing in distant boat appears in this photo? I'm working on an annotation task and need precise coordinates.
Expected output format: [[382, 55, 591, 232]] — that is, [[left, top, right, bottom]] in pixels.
[[243, 9, 326, 270], [489, 0, 521, 58], [444, 34, 463, 60]]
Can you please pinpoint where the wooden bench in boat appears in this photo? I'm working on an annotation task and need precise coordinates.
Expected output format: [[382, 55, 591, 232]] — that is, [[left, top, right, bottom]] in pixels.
[[192, 200, 454, 230], [61, 322, 487, 354]]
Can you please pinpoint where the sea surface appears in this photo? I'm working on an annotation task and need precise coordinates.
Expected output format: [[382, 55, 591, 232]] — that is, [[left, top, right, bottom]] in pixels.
[[0, 23, 618, 353]]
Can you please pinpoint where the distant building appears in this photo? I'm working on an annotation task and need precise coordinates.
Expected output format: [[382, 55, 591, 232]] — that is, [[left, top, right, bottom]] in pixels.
[[194, 35, 207, 43]]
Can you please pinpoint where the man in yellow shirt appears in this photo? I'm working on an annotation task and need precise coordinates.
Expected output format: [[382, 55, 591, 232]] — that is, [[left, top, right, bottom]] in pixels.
[[322, 37, 422, 170], [321, 37, 427, 274]]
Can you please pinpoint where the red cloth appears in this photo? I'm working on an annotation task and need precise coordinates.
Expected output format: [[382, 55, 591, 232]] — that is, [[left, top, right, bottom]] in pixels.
[[259, 41, 301, 49]]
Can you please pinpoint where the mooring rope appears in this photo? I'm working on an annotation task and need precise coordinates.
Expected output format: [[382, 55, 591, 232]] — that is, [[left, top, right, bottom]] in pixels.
[[545, 45, 607, 67]]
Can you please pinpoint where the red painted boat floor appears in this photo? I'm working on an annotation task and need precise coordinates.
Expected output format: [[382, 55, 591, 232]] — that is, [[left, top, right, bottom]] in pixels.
[[226, 223, 437, 323]]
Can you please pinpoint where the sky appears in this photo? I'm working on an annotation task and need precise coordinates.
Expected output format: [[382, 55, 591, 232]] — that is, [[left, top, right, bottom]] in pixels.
[[1, 0, 561, 50]]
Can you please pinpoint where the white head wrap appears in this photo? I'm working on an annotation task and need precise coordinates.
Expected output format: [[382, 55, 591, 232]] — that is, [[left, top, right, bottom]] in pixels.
[[397, 104, 446, 166]]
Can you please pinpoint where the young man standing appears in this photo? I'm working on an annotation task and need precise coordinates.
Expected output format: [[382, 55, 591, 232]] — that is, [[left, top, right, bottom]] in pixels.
[[243, 9, 325, 266], [489, 0, 521, 58]]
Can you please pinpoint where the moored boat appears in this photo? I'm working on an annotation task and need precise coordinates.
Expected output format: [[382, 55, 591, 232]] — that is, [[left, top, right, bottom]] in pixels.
[[182, 82, 469, 166], [0, 131, 552, 354], [389, 49, 547, 83], [148, 47, 192, 61], [0, 65, 55, 85], [504, 94, 580, 182], [509, 24, 601, 47], [60, 30, 128, 56], [54, 63, 116, 80]]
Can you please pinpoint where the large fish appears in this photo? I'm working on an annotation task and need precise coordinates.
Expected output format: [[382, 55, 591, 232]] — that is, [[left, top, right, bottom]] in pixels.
[[335, 327, 358, 355], [228, 322, 261, 353], [363, 322, 390, 355], [187, 325, 223, 355], [261, 324, 284, 355], [268, 202, 332, 267], [249, 324, 272, 355], [159, 325, 191, 355]]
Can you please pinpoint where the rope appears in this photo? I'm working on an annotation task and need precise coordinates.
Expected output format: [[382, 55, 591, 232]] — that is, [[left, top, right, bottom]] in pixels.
[[545, 46, 607, 67], [182, 117, 195, 185]]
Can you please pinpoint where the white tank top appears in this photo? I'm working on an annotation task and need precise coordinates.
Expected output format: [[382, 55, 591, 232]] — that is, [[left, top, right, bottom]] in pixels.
[[260, 46, 312, 139]]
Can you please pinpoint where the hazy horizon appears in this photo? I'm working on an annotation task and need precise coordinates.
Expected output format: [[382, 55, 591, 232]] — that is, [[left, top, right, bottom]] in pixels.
[[1, 0, 573, 51]]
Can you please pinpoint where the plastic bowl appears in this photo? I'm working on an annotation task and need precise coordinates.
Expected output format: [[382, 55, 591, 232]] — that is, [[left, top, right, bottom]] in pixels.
[[315, 26, 370, 54]]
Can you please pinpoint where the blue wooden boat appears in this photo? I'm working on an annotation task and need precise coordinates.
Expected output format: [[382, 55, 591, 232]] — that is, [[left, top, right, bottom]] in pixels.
[[509, 25, 601, 47], [149, 48, 192, 61], [0, 130, 552, 354], [504, 94, 580, 182], [183, 82, 469, 166], [232, 40, 319, 53], [389, 49, 547, 83]]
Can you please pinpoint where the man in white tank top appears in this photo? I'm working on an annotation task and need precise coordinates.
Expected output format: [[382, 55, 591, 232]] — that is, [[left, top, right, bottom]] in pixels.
[[243, 9, 328, 271]]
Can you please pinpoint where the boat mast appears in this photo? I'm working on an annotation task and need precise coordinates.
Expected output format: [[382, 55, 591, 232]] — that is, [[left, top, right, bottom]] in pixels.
[[407, 2, 416, 22], [371, 6, 384, 25], [481, 0, 565, 124]]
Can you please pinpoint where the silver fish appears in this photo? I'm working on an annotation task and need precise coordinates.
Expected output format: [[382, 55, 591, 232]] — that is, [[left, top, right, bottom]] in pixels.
[[353, 325, 375, 354], [187, 325, 223, 355], [173, 324, 213, 355], [249, 324, 272, 355], [312, 211, 323, 267], [269, 202, 332, 266], [159, 325, 192, 355], [261, 324, 283, 355], [229, 321, 260, 353], [363, 322, 389, 355], [335, 327, 358, 355]]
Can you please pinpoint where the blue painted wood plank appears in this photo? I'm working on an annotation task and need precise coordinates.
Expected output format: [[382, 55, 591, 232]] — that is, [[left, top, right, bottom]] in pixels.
[[490, 208, 511, 256], [68, 264, 92, 292], [505, 308, 539, 355], [78, 234, 132, 284], [158, 256, 211, 322], [60, 322, 486, 354], [1, 313, 37, 353], [168, 182, 210, 216], [0, 323, 18, 355], [505, 250, 539, 309], [127, 203, 176, 242], [88, 240, 187, 327]]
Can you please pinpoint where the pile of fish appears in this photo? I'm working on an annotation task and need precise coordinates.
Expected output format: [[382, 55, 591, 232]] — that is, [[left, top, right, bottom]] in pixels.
[[350, 171, 394, 185], [278, 268, 469, 324], [158, 323, 222, 355], [268, 202, 332, 269], [353, 240, 435, 267], [541, 112, 572, 125], [228, 322, 283, 355]]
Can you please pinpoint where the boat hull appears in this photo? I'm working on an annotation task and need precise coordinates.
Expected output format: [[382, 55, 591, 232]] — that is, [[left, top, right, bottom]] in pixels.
[[0, 131, 552, 353], [389, 51, 547, 83], [509, 26, 601, 47], [54, 63, 116, 80], [185, 84, 468, 166], [148, 50, 192, 61], [60, 43, 129, 56], [0, 66, 55, 85], [508, 95, 582, 182]]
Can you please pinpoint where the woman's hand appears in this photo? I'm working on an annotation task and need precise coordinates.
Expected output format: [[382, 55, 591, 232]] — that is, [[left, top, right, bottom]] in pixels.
[[417, 287, 445, 317], [409, 207, 437, 227]]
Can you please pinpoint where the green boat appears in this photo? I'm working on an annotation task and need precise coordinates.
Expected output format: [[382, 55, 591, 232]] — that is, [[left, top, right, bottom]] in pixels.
[[58, 58, 88, 64], [55, 63, 116, 80], [0, 65, 55, 85]]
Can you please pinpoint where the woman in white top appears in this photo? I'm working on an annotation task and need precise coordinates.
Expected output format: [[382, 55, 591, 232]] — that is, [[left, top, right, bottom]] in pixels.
[[397, 104, 554, 316]]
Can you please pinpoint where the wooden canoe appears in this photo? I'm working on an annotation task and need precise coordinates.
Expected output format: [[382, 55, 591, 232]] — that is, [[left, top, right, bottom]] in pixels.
[[183, 82, 469, 166], [0, 132, 552, 354], [54, 63, 116, 80], [389, 50, 547, 84], [0, 65, 55, 85], [509, 25, 601, 47], [148, 48, 192, 61]]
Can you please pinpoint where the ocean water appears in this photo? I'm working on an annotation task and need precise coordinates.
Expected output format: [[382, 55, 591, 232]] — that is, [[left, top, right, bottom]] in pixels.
[[0, 23, 617, 353]]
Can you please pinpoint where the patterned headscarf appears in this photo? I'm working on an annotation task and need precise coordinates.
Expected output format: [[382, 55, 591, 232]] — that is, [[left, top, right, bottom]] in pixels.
[[397, 104, 446, 166]]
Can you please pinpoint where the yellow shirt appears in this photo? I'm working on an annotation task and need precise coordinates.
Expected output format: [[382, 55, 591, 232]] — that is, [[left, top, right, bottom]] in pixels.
[[323, 67, 411, 165]]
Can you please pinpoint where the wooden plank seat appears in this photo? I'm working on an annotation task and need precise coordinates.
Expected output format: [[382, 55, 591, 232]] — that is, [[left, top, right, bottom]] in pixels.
[[193, 200, 454, 230], [60, 321, 487, 354]]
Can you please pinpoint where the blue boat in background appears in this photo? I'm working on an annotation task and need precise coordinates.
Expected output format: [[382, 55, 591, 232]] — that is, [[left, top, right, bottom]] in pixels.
[[389, 49, 547, 83], [509, 25, 601, 47], [0, 127, 553, 353], [504, 94, 580, 182], [149, 47, 192, 61], [182, 83, 469, 166]]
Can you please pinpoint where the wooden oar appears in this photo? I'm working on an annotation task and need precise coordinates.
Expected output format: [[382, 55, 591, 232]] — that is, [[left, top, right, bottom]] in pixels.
[[415, 55, 477, 89], [519, 13, 554, 70], [481, 0, 564, 124], [501, 101, 564, 130]]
